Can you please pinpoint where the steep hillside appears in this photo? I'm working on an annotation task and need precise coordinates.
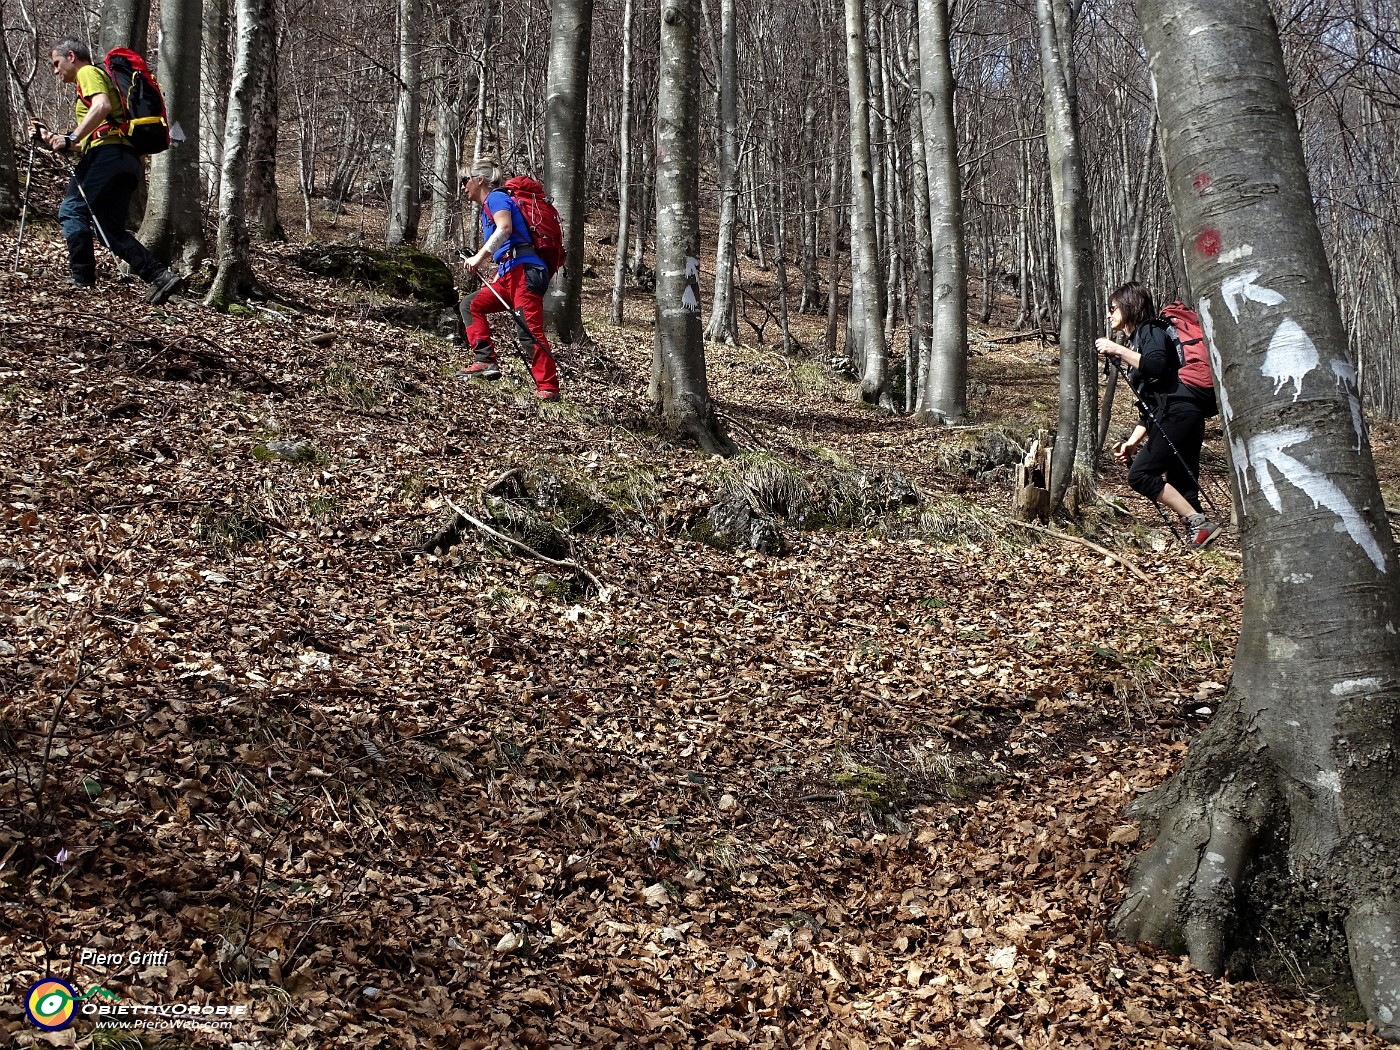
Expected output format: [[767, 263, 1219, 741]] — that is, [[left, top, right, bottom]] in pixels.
[[0, 187, 1384, 1048]]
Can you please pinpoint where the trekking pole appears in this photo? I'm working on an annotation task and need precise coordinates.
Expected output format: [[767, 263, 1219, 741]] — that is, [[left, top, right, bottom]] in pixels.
[[1106, 355, 1222, 518], [13, 133, 39, 272]]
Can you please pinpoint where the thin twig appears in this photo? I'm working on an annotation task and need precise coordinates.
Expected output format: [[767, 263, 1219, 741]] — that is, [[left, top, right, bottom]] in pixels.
[[444, 496, 609, 596], [1010, 520, 1152, 584]]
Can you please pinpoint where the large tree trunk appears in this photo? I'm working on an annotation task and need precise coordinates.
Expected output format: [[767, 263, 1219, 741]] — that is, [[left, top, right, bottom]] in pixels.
[[914, 0, 967, 423], [422, 4, 466, 258], [201, 0, 230, 207], [1114, 1, 1400, 1039], [703, 0, 740, 345], [609, 0, 636, 326], [205, 0, 272, 308], [387, 0, 422, 246], [99, 0, 150, 54], [542, 0, 594, 346], [843, 0, 887, 403], [246, 17, 281, 241], [1037, 0, 1096, 511], [0, 29, 18, 221], [138, 0, 206, 271], [652, 0, 733, 456]]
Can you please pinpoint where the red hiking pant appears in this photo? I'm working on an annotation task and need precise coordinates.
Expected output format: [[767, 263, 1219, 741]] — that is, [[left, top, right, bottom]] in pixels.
[[464, 265, 559, 395]]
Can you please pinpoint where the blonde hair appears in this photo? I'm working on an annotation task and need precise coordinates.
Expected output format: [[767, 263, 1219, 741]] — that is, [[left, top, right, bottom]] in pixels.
[[458, 156, 502, 187]]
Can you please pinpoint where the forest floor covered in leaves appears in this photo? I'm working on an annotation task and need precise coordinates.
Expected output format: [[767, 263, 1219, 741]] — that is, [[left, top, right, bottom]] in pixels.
[[1, 183, 1393, 1048]]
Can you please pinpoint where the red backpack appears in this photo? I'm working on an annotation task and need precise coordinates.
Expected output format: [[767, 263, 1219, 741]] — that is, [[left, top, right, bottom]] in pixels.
[[503, 175, 566, 279], [103, 48, 170, 155], [1160, 301, 1213, 390]]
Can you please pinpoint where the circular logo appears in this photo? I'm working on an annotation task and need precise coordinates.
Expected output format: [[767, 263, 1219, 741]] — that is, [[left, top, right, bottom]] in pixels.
[[26, 977, 77, 1030]]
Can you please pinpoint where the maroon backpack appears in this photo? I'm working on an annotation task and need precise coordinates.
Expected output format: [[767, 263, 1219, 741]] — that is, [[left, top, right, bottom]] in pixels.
[[503, 175, 566, 279]]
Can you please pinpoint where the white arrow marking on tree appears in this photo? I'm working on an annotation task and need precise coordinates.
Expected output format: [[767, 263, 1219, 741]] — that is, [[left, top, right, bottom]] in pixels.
[[1244, 426, 1386, 572], [1261, 319, 1318, 401], [684, 256, 701, 280], [1333, 359, 1365, 451], [681, 286, 699, 313], [1220, 270, 1285, 322]]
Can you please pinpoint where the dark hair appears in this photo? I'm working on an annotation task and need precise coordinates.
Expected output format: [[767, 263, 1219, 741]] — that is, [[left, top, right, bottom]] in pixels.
[[1109, 281, 1155, 327], [51, 38, 91, 62]]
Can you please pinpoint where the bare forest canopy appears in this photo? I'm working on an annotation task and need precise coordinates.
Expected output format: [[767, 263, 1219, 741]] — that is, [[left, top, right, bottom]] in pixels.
[[2, 0, 1398, 410]]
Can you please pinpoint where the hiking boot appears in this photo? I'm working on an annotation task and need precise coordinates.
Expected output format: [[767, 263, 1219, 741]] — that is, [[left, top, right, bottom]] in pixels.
[[458, 359, 501, 380], [535, 389, 560, 402], [1184, 513, 1221, 549], [67, 274, 95, 289], [146, 270, 183, 305]]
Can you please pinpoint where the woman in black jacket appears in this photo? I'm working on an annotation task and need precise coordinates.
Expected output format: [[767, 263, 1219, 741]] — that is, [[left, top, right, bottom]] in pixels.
[[1096, 281, 1221, 548]]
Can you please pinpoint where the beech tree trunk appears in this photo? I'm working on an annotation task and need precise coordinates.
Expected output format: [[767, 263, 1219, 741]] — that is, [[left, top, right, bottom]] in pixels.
[[1114, 2, 1400, 1040], [201, 0, 230, 206], [1037, 0, 1096, 511], [914, 0, 966, 423], [610, 0, 636, 325], [421, 12, 465, 258], [0, 29, 17, 221], [387, 0, 422, 246], [843, 0, 887, 403], [99, 0, 150, 55], [703, 0, 740, 345], [246, 18, 281, 241], [543, 0, 594, 345], [205, 0, 272, 308], [139, 0, 205, 270], [652, 0, 733, 456]]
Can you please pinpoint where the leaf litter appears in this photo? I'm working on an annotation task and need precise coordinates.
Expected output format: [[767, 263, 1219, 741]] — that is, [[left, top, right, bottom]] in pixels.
[[0, 228, 1386, 1048]]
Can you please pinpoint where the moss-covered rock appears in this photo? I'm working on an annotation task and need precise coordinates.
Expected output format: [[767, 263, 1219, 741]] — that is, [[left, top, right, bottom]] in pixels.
[[296, 242, 456, 305]]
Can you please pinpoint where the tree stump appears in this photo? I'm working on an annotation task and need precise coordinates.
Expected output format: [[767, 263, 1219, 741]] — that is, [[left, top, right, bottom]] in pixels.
[[1013, 430, 1052, 523]]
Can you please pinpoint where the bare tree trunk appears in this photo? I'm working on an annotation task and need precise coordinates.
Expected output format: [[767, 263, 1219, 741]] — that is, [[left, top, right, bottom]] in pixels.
[[610, 0, 636, 325], [824, 94, 843, 357], [138, 0, 205, 271], [843, 0, 887, 402], [201, 0, 230, 207], [653, 0, 733, 455], [0, 29, 18, 221], [423, 7, 466, 258], [703, 0, 740, 344], [543, 0, 594, 345], [246, 19, 281, 241], [915, 0, 967, 423], [99, 0, 150, 55], [387, 0, 422, 246], [904, 31, 933, 411], [798, 74, 821, 314], [205, 0, 272, 309], [1116, 4, 1400, 1038], [1037, 0, 1095, 511]]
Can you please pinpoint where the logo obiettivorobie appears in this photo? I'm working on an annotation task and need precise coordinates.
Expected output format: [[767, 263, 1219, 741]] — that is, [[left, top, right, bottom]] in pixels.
[[25, 977, 78, 1030]]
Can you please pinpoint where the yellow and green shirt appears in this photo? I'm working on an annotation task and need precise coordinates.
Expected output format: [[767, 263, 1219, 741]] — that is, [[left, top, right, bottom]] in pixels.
[[74, 64, 129, 151]]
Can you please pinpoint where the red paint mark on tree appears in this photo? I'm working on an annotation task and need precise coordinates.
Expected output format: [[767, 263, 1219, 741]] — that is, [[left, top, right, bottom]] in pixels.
[[1195, 229, 1222, 257], [1193, 172, 1212, 193]]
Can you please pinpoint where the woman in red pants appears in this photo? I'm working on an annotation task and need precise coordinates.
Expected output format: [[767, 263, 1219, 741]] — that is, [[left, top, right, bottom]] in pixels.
[[457, 158, 560, 401]]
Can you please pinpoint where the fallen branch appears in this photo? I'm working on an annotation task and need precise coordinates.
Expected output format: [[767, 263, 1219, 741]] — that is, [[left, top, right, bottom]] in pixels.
[[444, 496, 609, 597], [1011, 520, 1152, 584]]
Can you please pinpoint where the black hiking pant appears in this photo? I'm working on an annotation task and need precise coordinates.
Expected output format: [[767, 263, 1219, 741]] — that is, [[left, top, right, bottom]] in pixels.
[[1128, 400, 1206, 513], [57, 144, 166, 284]]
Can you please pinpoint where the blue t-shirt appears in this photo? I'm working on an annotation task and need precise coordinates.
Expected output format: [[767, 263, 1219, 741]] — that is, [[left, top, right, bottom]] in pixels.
[[481, 190, 542, 274]]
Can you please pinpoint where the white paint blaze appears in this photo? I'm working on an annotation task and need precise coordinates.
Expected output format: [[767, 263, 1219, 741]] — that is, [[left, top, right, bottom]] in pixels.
[[1331, 678, 1381, 697], [1332, 359, 1365, 451], [1220, 270, 1285, 321], [1261, 319, 1319, 401], [1199, 300, 1234, 424], [1244, 427, 1387, 572], [1219, 245, 1255, 265]]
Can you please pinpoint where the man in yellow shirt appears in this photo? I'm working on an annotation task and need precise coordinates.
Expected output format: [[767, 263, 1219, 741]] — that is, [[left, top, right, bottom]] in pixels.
[[27, 38, 180, 303]]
